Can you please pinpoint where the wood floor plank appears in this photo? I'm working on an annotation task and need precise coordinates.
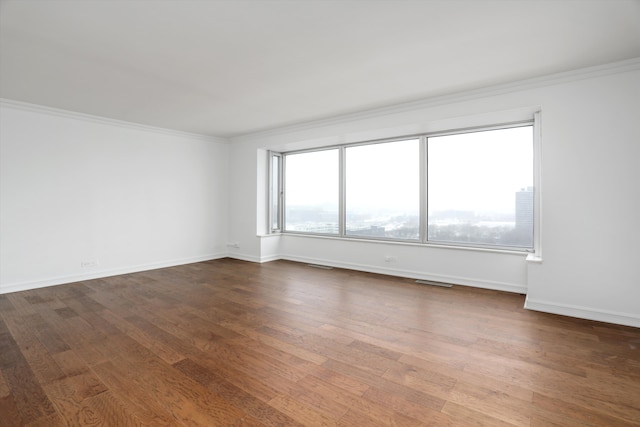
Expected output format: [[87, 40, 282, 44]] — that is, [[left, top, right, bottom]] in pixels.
[[123, 313, 304, 398], [51, 350, 91, 378], [531, 391, 638, 427], [0, 294, 16, 313], [66, 389, 140, 426], [5, 293, 39, 316], [221, 320, 329, 365], [98, 309, 185, 365], [441, 401, 521, 427], [92, 332, 250, 425], [296, 373, 423, 427], [0, 368, 10, 398], [306, 364, 371, 397], [172, 357, 304, 427], [447, 380, 532, 426], [462, 346, 640, 424], [399, 352, 534, 403], [118, 306, 286, 403], [0, 312, 57, 424], [25, 412, 66, 427], [362, 386, 462, 427], [41, 372, 109, 425], [41, 313, 110, 368], [323, 358, 447, 413], [268, 393, 340, 426], [2, 311, 67, 385], [91, 361, 180, 426], [336, 407, 422, 427], [0, 394, 24, 427], [0, 258, 639, 426]]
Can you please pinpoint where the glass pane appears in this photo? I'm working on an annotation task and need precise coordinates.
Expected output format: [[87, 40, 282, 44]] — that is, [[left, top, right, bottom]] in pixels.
[[285, 149, 339, 234], [346, 139, 420, 240], [271, 155, 280, 230], [428, 126, 533, 248]]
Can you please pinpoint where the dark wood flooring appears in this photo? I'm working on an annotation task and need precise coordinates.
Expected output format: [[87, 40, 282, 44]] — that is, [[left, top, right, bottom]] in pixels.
[[1, 258, 639, 426]]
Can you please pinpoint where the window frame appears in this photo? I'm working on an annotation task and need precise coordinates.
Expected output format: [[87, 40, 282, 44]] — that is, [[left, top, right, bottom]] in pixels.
[[267, 151, 283, 233], [424, 121, 535, 250], [269, 117, 540, 254]]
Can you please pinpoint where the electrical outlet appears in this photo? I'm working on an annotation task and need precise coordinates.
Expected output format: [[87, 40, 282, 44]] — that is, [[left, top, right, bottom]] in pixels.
[[80, 260, 98, 268]]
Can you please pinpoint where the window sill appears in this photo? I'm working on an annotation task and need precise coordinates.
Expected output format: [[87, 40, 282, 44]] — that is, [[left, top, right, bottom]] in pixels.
[[266, 232, 531, 256], [257, 233, 281, 238], [526, 253, 543, 263]]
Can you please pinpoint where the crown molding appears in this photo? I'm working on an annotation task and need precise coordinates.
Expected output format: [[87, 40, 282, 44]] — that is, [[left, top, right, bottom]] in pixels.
[[231, 57, 640, 143], [3, 57, 638, 144], [0, 98, 230, 144]]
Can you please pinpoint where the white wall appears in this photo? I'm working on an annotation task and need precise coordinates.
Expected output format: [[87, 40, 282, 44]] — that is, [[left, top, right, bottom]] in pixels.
[[229, 60, 640, 327], [0, 101, 229, 293], [524, 66, 640, 326]]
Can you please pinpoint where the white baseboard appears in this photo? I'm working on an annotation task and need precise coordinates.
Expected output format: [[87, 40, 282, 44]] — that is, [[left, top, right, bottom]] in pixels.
[[524, 297, 640, 328], [5, 251, 637, 329], [226, 253, 264, 263], [278, 254, 527, 294], [227, 253, 281, 264], [258, 254, 282, 263], [0, 253, 227, 295]]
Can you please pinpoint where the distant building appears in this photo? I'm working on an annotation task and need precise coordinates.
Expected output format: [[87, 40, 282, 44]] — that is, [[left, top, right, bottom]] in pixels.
[[292, 223, 339, 234], [347, 225, 386, 237], [515, 187, 534, 238]]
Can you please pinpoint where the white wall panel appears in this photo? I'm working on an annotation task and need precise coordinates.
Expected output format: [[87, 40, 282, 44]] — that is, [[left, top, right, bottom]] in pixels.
[[0, 102, 229, 293]]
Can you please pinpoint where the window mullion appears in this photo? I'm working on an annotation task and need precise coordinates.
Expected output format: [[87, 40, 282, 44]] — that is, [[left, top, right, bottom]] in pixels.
[[532, 111, 542, 258], [339, 146, 346, 237], [277, 154, 283, 231], [268, 151, 281, 233], [281, 154, 287, 231]]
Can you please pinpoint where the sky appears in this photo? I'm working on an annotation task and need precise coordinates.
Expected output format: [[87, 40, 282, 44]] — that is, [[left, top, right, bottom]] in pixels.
[[428, 126, 533, 214], [283, 125, 533, 215]]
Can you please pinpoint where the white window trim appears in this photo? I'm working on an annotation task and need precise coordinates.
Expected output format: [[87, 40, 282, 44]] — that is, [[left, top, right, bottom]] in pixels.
[[268, 114, 542, 255], [530, 111, 543, 261], [267, 151, 283, 234]]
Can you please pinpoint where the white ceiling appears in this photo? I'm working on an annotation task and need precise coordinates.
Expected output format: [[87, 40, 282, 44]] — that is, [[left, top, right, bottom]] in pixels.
[[1, 0, 639, 138]]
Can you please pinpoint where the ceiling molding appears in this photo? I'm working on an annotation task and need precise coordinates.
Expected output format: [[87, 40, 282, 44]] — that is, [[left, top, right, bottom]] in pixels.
[[2, 57, 638, 144], [231, 57, 640, 143], [0, 98, 230, 144]]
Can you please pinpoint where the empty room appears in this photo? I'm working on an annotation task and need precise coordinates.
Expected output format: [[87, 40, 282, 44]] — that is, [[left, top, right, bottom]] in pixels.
[[1, 0, 639, 425]]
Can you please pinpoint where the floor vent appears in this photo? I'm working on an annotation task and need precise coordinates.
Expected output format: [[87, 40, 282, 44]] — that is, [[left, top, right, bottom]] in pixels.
[[307, 264, 334, 270], [415, 279, 453, 288]]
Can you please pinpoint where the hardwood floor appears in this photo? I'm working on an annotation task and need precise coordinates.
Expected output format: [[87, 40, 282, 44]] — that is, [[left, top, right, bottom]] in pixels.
[[1, 258, 639, 426]]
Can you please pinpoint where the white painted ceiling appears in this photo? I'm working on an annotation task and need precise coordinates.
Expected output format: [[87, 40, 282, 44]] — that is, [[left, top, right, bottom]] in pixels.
[[1, 0, 639, 138]]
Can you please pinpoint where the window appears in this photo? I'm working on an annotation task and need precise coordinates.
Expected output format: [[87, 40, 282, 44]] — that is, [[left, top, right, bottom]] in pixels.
[[427, 126, 533, 248], [284, 149, 339, 234], [269, 153, 282, 231], [272, 121, 536, 251], [345, 139, 420, 240]]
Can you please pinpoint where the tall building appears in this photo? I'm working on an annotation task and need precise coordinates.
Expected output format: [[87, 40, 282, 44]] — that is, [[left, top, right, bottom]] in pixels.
[[515, 187, 534, 246]]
